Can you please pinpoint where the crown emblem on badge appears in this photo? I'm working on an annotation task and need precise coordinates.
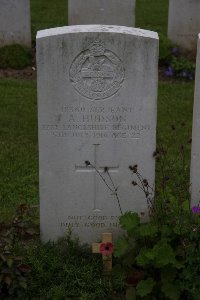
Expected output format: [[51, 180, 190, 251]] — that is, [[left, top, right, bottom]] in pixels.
[[88, 40, 105, 56]]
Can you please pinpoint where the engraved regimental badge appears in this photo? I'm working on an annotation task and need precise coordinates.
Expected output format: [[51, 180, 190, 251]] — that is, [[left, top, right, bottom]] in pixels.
[[69, 40, 125, 100]]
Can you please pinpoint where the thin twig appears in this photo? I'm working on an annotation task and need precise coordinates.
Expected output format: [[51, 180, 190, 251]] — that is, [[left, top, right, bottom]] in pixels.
[[90, 163, 113, 193], [106, 170, 123, 215], [87, 162, 123, 215]]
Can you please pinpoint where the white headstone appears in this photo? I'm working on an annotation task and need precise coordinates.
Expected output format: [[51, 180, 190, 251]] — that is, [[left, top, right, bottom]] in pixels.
[[190, 34, 200, 208], [168, 0, 200, 52], [37, 25, 158, 243], [0, 0, 31, 47], [68, 0, 135, 27]]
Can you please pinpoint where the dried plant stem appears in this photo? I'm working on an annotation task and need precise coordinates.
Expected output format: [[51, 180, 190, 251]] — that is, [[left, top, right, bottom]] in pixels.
[[106, 170, 123, 215], [91, 164, 113, 193], [88, 162, 123, 215]]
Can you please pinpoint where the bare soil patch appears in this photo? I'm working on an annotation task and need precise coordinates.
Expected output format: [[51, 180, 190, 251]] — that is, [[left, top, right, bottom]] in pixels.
[[0, 65, 36, 80], [0, 65, 192, 84]]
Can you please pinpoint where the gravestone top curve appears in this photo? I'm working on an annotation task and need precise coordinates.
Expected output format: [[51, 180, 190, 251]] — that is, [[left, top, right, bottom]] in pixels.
[[37, 25, 158, 40]]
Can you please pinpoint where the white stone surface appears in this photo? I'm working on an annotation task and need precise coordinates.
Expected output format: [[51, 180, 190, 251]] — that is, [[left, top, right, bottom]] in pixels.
[[168, 0, 200, 52], [37, 25, 158, 243], [190, 34, 200, 207], [0, 0, 31, 47], [68, 0, 135, 27]]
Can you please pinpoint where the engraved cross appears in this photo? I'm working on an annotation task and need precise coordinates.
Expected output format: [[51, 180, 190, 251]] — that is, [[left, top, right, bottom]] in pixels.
[[75, 144, 119, 211]]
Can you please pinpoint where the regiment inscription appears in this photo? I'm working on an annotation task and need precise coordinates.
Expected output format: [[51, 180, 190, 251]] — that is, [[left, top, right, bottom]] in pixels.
[[41, 104, 151, 139]]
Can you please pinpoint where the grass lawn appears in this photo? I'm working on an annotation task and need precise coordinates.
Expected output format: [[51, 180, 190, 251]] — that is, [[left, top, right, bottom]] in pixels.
[[0, 80, 38, 221], [136, 0, 169, 34], [31, 0, 68, 41], [15, 237, 119, 300]]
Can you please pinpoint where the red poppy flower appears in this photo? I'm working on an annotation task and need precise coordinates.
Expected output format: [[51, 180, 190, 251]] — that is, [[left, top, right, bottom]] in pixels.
[[99, 242, 113, 255]]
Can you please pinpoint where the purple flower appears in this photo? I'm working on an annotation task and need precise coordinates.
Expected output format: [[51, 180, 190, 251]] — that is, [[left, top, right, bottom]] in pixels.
[[191, 206, 200, 213], [165, 67, 174, 77], [171, 47, 179, 55], [180, 71, 187, 78], [188, 74, 193, 80]]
